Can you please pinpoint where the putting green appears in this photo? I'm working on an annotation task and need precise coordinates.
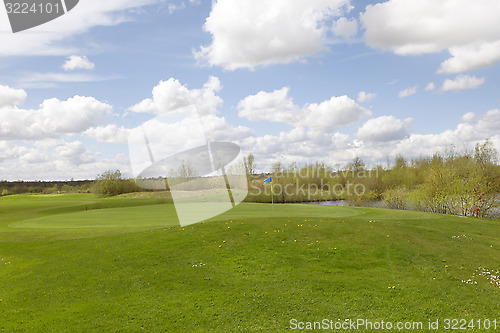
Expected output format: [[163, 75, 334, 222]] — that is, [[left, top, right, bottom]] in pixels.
[[9, 204, 179, 229], [8, 202, 364, 229]]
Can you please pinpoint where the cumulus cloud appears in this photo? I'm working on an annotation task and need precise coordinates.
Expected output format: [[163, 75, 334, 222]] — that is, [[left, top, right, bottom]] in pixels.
[[84, 125, 129, 143], [356, 116, 412, 143], [194, 0, 354, 70], [55, 141, 95, 165], [250, 108, 500, 171], [398, 86, 417, 98], [237, 87, 298, 123], [361, 0, 500, 73], [0, 88, 112, 140], [237, 87, 370, 130], [454, 109, 500, 140], [0, 0, 162, 56], [356, 91, 376, 103], [62, 55, 95, 71], [129, 76, 223, 115], [332, 17, 358, 39], [441, 75, 485, 92], [0, 85, 27, 107], [437, 41, 500, 74], [0, 141, 28, 162]]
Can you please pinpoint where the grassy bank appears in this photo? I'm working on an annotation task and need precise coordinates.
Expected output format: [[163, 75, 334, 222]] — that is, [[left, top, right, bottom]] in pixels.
[[0, 194, 499, 331]]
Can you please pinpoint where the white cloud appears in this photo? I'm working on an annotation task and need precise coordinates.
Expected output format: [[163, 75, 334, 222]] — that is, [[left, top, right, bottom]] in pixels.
[[0, 141, 28, 162], [356, 116, 412, 143], [438, 41, 500, 73], [332, 17, 358, 39], [250, 108, 500, 171], [0, 0, 161, 56], [424, 82, 436, 91], [398, 86, 417, 98], [84, 125, 129, 143], [238, 87, 370, 129], [62, 55, 95, 71], [441, 75, 485, 92], [454, 109, 500, 140], [194, 0, 353, 70], [0, 85, 27, 107], [356, 91, 376, 103], [0, 89, 112, 140], [16, 72, 118, 89], [55, 141, 95, 165], [237, 87, 298, 123], [361, 0, 500, 73], [460, 112, 476, 123], [129, 76, 223, 115], [305, 96, 371, 129]]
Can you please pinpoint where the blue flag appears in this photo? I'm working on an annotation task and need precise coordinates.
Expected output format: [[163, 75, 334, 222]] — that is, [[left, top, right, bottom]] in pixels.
[[263, 176, 272, 183]]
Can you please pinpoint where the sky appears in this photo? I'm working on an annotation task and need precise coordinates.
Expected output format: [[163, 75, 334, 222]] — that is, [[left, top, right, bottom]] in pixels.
[[0, 0, 499, 180]]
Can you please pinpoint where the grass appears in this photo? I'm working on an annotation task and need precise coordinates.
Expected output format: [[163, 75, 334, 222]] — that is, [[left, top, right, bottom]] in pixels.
[[1, 193, 499, 331]]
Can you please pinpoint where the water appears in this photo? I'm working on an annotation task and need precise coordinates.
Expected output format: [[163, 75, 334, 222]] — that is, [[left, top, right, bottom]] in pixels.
[[299, 200, 386, 208]]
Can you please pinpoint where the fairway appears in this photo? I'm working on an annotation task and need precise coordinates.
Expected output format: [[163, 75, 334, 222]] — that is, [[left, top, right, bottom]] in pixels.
[[1, 194, 499, 332]]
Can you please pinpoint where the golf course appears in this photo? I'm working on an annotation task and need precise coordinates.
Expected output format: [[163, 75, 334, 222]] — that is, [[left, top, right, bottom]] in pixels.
[[0, 193, 499, 331]]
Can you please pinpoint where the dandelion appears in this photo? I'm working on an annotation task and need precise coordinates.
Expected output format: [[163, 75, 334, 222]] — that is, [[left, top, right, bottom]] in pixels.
[[223, 240, 226, 243], [219, 245, 222, 248]]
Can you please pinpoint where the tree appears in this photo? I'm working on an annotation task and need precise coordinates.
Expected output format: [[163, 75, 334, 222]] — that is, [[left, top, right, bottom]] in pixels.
[[244, 153, 256, 175], [349, 156, 364, 171]]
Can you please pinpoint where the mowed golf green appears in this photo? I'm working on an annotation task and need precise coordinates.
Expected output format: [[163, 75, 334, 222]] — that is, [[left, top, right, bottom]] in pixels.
[[1, 193, 499, 331]]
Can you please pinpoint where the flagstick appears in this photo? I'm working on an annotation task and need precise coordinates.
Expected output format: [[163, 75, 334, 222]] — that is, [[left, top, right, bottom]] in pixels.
[[271, 180, 274, 209]]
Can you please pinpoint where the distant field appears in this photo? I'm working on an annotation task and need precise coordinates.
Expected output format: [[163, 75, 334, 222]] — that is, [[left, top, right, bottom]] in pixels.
[[0, 193, 499, 331]]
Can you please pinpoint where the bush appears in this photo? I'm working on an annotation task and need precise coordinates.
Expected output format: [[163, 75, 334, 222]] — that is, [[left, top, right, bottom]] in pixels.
[[91, 170, 142, 197]]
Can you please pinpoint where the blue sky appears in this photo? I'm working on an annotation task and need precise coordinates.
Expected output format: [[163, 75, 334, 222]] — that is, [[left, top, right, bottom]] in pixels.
[[0, 0, 499, 180]]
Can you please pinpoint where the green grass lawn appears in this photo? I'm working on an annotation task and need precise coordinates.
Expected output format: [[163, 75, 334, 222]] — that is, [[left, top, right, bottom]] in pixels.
[[0, 194, 499, 331]]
